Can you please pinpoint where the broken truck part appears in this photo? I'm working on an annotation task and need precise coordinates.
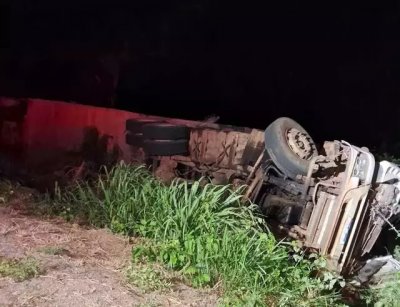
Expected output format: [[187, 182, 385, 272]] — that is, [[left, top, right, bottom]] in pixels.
[[260, 118, 400, 279]]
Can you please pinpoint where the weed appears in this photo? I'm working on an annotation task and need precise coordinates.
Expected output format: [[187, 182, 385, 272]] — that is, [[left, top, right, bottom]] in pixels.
[[362, 273, 400, 307], [55, 163, 342, 305], [126, 263, 172, 293], [0, 257, 42, 281], [54, 164, 159, 229]]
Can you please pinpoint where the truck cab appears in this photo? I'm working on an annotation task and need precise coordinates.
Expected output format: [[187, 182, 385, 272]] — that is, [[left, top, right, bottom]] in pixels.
[[261, 118, 400, 278]]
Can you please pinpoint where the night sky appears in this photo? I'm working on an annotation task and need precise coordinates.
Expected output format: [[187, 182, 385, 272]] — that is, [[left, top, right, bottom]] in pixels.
[[1, 1, 400, 153]]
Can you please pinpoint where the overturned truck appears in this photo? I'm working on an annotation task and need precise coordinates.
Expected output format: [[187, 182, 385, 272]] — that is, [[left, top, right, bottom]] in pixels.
[[127, 116, 400, 282], [0, 98, 399, 282]]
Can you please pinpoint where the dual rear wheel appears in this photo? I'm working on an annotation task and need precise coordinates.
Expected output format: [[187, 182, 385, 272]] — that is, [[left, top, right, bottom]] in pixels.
[[126, 117, 317, 177], [125, 119, 190, 156]]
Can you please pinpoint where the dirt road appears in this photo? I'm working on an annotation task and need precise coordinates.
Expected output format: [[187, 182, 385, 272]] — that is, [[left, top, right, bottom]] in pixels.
[[0, 187, 217, 307]]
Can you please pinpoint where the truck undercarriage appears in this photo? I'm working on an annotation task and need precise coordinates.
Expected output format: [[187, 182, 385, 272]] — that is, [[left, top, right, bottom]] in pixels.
[[259, 118, 400, 281], [151, 117, 400, 282]]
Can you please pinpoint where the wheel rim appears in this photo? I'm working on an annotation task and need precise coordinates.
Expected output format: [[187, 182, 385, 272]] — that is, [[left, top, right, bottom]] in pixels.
[[285, 128, 316, 160]]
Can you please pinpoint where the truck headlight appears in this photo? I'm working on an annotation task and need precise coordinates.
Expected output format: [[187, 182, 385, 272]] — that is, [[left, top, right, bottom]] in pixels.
[[353, 153, 370, 182]]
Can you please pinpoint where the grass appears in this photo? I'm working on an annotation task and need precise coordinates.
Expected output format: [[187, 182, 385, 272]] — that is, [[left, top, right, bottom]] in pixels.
[[362, 273, 400, 307], [361, 245, 400, 306], [125, 262, 172, 293], [0, 257, 42, 281], [53, 163, 343, 306]]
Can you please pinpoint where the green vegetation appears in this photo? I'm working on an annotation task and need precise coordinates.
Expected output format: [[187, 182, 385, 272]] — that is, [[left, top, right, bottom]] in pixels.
[[125, 262, 172, 293], [0, 257, 41, 281], [52, 163, 344, 306], [362, 274, 400, 307], [362, 246, 400, 306]]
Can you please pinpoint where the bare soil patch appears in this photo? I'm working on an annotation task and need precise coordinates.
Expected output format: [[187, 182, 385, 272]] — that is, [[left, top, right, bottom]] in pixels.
[[0, 185, 217, 307]]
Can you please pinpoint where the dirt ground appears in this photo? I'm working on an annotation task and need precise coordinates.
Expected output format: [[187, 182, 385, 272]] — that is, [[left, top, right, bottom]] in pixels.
[[0, 186, 217, 307]]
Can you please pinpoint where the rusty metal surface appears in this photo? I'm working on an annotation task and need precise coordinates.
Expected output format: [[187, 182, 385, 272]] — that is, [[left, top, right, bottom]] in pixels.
[[189, 128, 261, 170], [286, 128, 316, 160]]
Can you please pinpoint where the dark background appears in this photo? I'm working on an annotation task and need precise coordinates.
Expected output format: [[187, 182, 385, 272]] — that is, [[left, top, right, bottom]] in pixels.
[[1, 0, 400, 153]]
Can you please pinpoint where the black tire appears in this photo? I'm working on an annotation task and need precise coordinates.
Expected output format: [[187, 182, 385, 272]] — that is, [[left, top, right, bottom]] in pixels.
[[264, 117, 317, 179], [126, 119, 160, 133], [125, 132, 143, 147], [143, 139, 189, 156], [143, 123, 190, 140]]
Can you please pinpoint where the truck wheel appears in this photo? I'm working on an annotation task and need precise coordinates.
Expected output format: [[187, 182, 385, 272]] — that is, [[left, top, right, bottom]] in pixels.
[[144, 140, 189, 156], [143, 123, 190, 140], [126, 119, 159, 133], [264, 117, 317, 179], [125, 132, 143, 147]]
